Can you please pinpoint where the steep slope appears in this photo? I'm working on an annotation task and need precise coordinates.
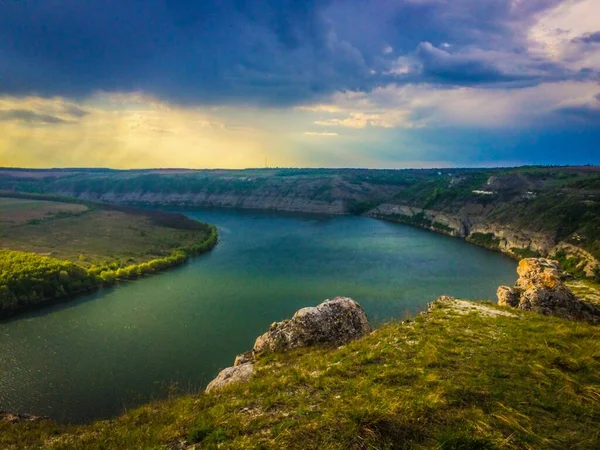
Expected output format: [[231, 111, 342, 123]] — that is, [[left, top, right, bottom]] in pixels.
[[368, 167, 600, 280]]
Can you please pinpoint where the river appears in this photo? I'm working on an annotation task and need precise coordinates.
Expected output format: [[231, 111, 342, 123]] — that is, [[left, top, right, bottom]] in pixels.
[[0, 208, 517, 422]]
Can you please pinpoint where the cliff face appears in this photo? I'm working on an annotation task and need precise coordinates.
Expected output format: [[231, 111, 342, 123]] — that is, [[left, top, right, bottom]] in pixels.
[[368, 204, 470, 237], [467, 223, 555, 255], [69, 190, 350, 215], [36, 172, 405, 215], [365, 169, 600, 279], [368, 203, 556, 258]]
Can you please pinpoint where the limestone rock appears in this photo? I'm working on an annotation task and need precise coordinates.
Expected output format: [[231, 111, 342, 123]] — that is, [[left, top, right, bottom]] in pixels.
[[253, 297, 372, 354], [205, 363, 254, 393], [205, 297, 371, 392], [497, 258, 600, 323]]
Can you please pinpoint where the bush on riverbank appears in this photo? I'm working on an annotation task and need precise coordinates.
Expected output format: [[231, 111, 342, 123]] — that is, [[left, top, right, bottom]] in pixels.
[[0, 250, 97, 312]]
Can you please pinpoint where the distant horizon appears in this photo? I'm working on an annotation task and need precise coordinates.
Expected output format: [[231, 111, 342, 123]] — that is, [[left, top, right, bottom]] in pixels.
[[2, 164, 600, 173]]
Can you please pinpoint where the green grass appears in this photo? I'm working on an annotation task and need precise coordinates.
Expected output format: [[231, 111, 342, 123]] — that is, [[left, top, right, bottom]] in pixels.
[[0, 198, 88, 224], [509, 247, 542, 259], [4, 300, 599, 449], [566, 279, 600, 307], [0, 203, 209, 268]]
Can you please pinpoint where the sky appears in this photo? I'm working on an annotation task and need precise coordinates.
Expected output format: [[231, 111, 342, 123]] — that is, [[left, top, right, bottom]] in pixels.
[[1, 0, 600, 169]]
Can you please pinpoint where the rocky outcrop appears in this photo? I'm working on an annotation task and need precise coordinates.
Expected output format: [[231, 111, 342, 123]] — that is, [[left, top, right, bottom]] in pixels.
[[367, 204, 469, 237], [205, 363, 255, 393], [496, 286, 518, 307], [253, 297, 372, 354], [368, 203, 560, 260], [205, 297, 372, 392], [497, 258, 600, 323], [1, 411, 48, 424], [468, 224, 555, 256]]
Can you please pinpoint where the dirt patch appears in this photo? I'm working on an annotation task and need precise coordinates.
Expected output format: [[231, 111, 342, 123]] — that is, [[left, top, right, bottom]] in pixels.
[[438, 297, 516, 318]]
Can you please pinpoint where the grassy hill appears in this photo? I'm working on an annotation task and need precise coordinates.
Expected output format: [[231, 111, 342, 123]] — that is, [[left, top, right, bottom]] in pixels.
[[2, 298, 598, 449]]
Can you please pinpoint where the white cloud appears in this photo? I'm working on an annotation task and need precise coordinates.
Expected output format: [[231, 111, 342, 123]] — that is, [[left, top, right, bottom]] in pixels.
[[314, 110, 418, 129], [0, 93, 291, 168], [528, 0, 600, 69], [301, 80, 600, 129], [303, 131, 339, 136]]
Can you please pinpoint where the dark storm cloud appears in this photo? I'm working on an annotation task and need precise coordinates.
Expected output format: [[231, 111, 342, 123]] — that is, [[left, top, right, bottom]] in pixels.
[[556, 104, 600, 124], [64, 105, 89, 118], [0, 109, 68, 124], [412, 42, 533, 86], [0, 0, 594, 105], [403, 42, 598, 88], [573, 31, 600, 44]]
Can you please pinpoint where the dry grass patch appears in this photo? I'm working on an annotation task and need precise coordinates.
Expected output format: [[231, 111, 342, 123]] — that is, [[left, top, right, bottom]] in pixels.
[[0, 198, 87, 225]]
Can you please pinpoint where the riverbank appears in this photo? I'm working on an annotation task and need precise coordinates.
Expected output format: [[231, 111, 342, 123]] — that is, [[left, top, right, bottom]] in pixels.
[[0, 208, 519, 425], [3, 293, 598, 449], [0, 194, 218, 317]]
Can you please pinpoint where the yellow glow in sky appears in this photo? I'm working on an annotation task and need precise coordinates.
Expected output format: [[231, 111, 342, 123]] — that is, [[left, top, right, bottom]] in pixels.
[[0, 93, 294, 169]]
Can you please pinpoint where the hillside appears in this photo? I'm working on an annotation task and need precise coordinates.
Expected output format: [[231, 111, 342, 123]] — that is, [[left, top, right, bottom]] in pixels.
[[0, 194, 217, 316], [369, 167, 600, 281], [2, 296, 599, 449], [1, 166, 599, 281]]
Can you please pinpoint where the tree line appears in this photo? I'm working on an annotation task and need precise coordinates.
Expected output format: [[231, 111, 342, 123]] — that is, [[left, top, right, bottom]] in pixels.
[[0, 225, 217, 316]]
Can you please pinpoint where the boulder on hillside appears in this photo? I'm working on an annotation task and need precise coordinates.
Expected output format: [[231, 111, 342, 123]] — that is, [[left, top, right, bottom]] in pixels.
[[497, 258, 600, 323], [205, 297, 371, 392], [205, 363, 254, 393], [1, 411, 48, 424], [253, 297, 372, 354], [496, 286, 518, 308]]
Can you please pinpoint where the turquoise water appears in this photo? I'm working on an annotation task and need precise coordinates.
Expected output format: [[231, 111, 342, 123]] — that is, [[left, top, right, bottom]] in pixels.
[[0, 209, 517, 423]]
